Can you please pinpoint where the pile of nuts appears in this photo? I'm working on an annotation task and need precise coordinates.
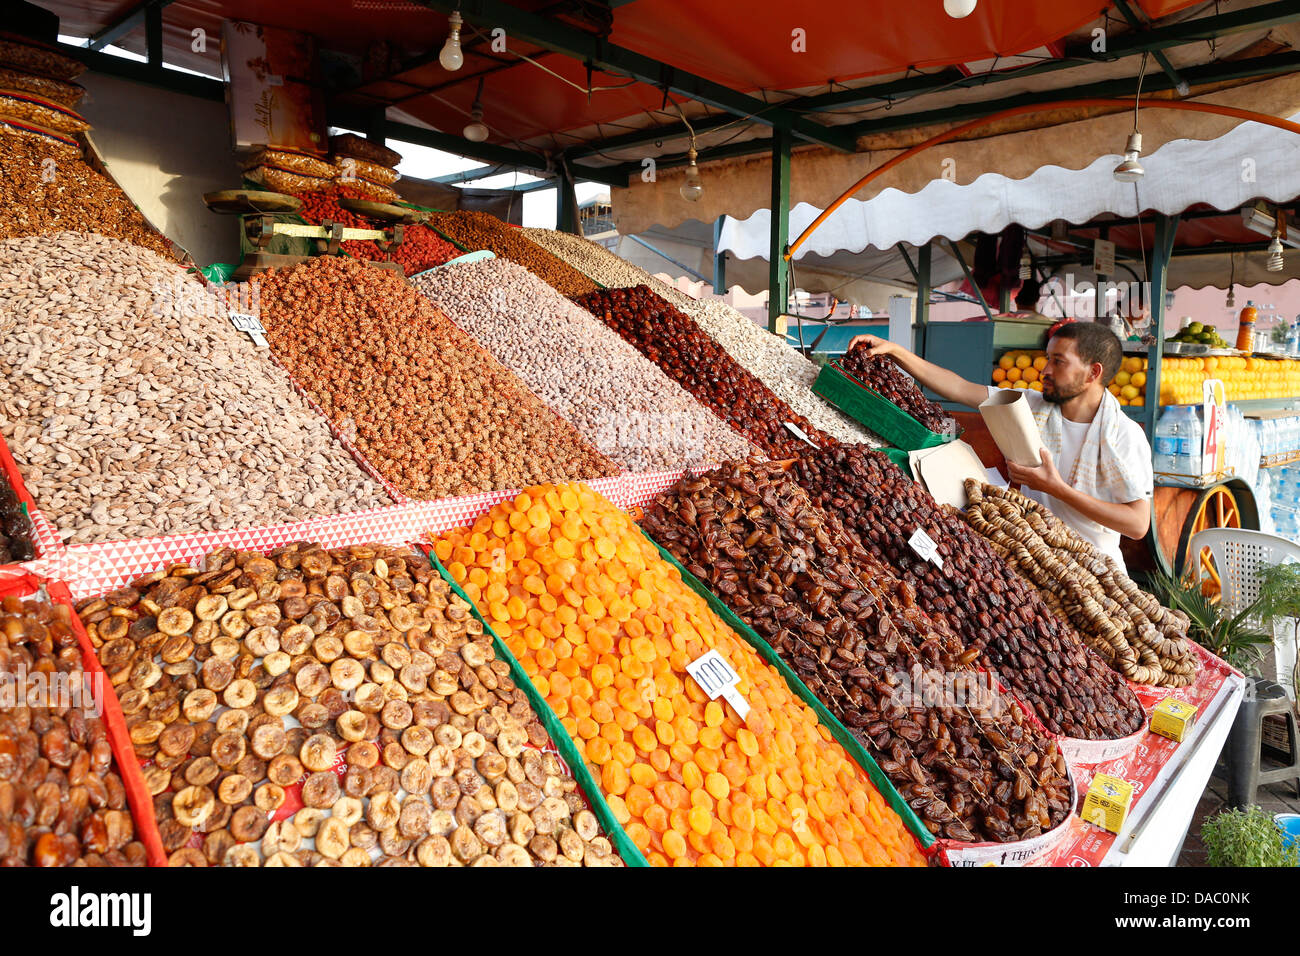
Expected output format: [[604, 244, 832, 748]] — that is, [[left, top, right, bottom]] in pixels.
[[572, 285, 836, 459], [0, 593, 147, 866], [411, 259, 756, 473], [965, 481, 1199, 688], [435, 482, 927, 866], [525, 228, 880, 446], [791, 446, 1146, 740], [642, 460, 1073, 843], [294, 188, 459, 276], [76, 542, 623, 867], [255, 256, 620, 499], [0, 136, 175, 259], [0, 232, 392, 542], [0, 473, 35, 563], [425, 212, 596, 297], [837, 345, 956, 436]]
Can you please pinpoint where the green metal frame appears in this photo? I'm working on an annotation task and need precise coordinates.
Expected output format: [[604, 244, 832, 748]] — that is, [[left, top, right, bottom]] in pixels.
[[713, 215, 727, 293], [768, 128, 792, 333], [85, 0, 178, 53]]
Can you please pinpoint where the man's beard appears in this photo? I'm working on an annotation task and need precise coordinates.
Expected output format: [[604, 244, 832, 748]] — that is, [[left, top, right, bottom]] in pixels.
[[1042, 380, 1086, 404]]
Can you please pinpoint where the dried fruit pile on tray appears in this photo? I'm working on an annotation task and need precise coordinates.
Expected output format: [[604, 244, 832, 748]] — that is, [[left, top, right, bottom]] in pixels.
[[964, 481, 1199, 688], [790, 446, 1146, 740], [0, 592, 147, 866], [0, 232, 392, 543], [411, 258, 756, 473], [255, 255, 620, 499], [425, 211, 597, 297], [642, 459, 1073, 843], [572, 285, 836, 459], [837, 344, 956, 435], [293, 187, 458, 276], [0, 471, 34, 563], [434, 482, 927, 866], [76, 542, 624, 867]]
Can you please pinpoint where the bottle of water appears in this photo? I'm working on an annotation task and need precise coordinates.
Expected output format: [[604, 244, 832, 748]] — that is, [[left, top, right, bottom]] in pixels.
[[1176, 406, 1204, 480], [1153, 406, 1182, 477]]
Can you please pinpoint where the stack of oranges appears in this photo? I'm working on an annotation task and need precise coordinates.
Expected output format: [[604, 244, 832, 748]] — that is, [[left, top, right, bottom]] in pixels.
[[992, 350, 1047, 393], [434, 483, 927, 867], [993, 351, 1149, 406]]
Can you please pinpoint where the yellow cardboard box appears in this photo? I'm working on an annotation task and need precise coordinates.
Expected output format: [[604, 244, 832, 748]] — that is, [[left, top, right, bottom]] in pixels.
[[1151, 697, 1198, 743], [1081, 773, 1134, 834]]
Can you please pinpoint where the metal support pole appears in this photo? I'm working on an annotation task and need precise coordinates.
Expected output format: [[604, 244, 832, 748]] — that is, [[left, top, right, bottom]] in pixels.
[[556, 164, 579, 235], [145, 2, 163, 71], [713, 215, 727, 294], [1148, 213, 1182, 437], [946, 238, 994, 321], [915, 242, 932, 354], [768, 128, 792, 334]]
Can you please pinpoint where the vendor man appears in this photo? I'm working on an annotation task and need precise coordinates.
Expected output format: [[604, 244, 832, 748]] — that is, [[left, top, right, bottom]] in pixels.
[[849, 322, 1153, 571]]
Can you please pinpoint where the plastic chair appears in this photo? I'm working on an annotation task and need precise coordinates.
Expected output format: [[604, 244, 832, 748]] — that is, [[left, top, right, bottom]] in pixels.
[[1190, 529, 1300, 805], [1188, 528, 1300, 620]]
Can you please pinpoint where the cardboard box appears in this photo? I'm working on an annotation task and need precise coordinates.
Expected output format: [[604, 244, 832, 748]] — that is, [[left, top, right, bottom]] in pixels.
[[1081, 773, 1134, 834], [1151, 697, 1198, 743]]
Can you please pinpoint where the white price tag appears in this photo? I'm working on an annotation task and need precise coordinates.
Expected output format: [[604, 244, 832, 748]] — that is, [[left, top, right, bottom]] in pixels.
[[783, 422, 818, 448], [686, 649, 750, 722], [229, 311, 268, 347], [908, 528, 944, 570]]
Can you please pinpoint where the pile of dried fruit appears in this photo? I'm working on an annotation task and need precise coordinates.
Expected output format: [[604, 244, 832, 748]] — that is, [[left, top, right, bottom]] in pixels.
[[0, 232, 392, 543], [791, 446, 1146, 740], [524, 228, 880, 446], [77, 542, 623, 867], [0, 593, 147, 866], [0, 471, 35, 563], [294, 187, 458, 275], [426, 212, 596, 297], [0, 135, 174, 258], [411, 259, 756, 472], [572, 285, 835, 459], [435, 482, 927, 866], [642, 460, 1072, 843], [837, 344, 956, 435], [255, 255, 619, 499], [965, 481, 1199, 688]]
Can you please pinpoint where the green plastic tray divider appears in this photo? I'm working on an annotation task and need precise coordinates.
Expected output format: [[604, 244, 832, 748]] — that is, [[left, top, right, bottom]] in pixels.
[[813, 361, 950, 452], [424, 221, 475, 255], [642, 534, 937, 850], [426, 549, 649, 867]]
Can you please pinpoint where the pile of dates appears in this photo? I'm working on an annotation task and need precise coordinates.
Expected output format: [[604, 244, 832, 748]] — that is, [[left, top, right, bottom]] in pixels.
[[0, 474, 34, 564], [642, 459, 1073, 843], [0, 593, 146, 866], [838, 344, 956, 435], [790, 446, 1146, 740], [572, 285, 835, 458]]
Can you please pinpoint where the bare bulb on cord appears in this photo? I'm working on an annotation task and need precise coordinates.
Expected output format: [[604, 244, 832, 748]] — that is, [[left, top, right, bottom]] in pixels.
[[440, 11, 464, 71], [944, 0, 977, 18], [679, 149, 704, 202]]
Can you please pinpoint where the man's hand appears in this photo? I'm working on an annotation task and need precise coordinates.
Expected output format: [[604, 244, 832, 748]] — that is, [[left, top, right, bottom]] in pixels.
[[847, 334, 900, 357], [1007, 448, 1066, 497]]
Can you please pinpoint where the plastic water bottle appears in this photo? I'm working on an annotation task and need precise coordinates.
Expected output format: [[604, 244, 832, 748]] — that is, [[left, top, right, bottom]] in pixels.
[[1176, 407, 1204, 479], [1153, 407, 1182, 477]]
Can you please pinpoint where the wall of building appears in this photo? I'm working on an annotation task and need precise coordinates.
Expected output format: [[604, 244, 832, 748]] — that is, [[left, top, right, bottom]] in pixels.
[[78, 71, 244, 267]]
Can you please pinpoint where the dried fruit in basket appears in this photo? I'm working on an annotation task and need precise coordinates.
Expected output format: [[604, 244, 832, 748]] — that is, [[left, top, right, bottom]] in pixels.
[[837, 344, 956, 436], [964, 480, 1199, 688], [434, 482, 928, 866], [0, 592, 147, 866], [790, 445, 1146, 740], [75, 542, 624, 867]]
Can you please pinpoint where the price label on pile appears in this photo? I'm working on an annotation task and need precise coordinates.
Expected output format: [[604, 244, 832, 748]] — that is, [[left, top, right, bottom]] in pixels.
[[782, 422, 819, 448], [229, 312, 268, 348], [686, 649, 750, 722], [908, 527, 944, 570]]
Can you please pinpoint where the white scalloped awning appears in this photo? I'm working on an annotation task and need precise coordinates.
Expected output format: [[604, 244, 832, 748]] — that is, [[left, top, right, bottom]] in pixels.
[[718, 110, 1300, 259]]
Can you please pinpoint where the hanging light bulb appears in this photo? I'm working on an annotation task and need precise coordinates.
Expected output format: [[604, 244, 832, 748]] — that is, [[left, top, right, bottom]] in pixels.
[[1267, 230, 1285, 272], [679, 148, 703, 202], [943, 0, 978, 18], [439, 11, 464, 71], [1018, 250, 1032, 281], [1113, 130, 1144, 182], [463, 78, 488, 142]]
